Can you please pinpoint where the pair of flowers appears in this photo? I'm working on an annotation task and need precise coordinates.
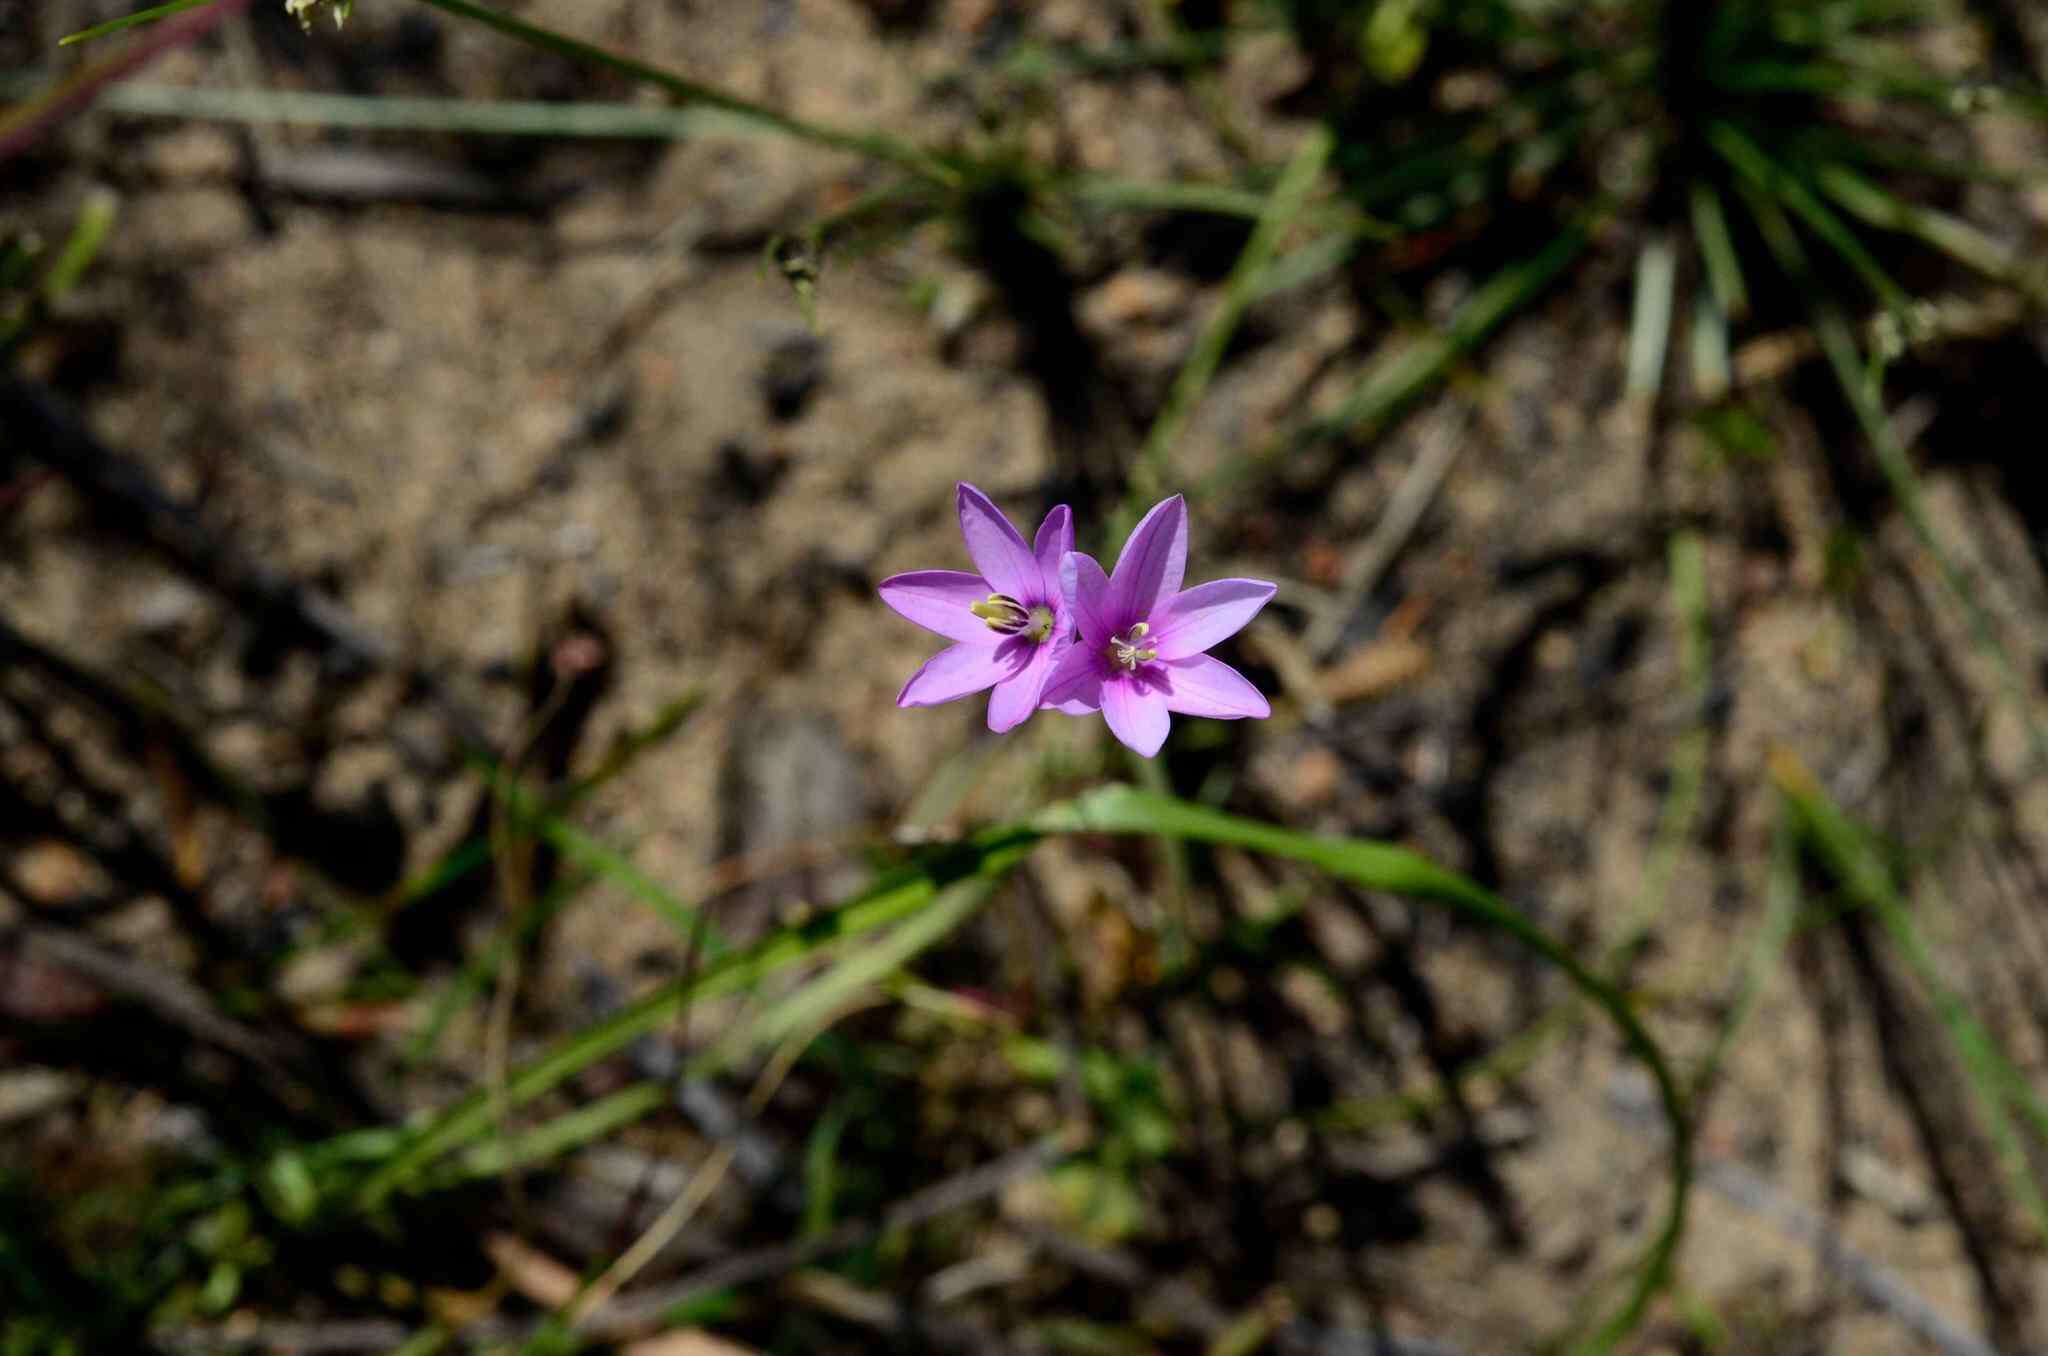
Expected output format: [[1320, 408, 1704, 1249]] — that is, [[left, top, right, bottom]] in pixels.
[[879, 485, 1275, 757]]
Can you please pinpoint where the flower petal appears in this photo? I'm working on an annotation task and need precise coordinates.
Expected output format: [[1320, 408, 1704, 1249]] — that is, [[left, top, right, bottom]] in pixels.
[[1032, 505, 1073, 603], [878, 569, 1002, 644], [1102, 673, 1171, 757], [897, 640, 1028, 708], [956, 483, 1039, 601], [1060, 551, 1116, 648], [1108, 494, 1186, 626], [1157, 654, 1270, 719], [1147, 578, 1277, 659], [987, 637, 1063, 732], [1039, 642, 1106, 714]]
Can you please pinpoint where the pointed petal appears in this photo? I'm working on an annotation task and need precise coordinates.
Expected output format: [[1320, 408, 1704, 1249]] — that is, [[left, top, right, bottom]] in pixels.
[[897, 640, 1028, 708], [1108, 495, 1186, 625], [956, 483, 1038, 601], [987, 638, 1063, 732], [1148, 578, 1277, 659], [1060, 551, 1116, 648], [1157, 654, 1270, 719], [1039, 642, 1107, 714], [1033, 505, 1073, 600], [1102, 674, 1171, 757], [878, 570, 1001, 643]]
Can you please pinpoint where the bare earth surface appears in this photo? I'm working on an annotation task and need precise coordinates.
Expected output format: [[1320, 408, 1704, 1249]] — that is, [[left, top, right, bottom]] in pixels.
[[8, 2, 2048, 1353]]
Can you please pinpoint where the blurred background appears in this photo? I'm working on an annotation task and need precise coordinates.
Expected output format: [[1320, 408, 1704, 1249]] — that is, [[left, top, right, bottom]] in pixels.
[[6, 1, 2048, 1352]]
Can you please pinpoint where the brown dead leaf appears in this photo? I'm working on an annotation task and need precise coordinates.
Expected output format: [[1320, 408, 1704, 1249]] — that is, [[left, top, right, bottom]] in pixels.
[[483, 1232, 579, 1310], [1317, 636, 1431, 705], [623, 1332, 764, 1356]]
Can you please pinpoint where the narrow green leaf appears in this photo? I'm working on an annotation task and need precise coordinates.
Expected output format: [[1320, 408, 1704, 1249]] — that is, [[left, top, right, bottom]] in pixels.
[[701, 875, 994, 1071], [1126, 124, 1334, 514], [1689, 181, 1748, 319], [1625, 233, 1678, 401], [435, 1081, 668, 1184], [354, 831, 1033, 1207], [1033, 785, 1691, 1353], [1777, 762, 2048, 1241], [59, 0, 215, 46], [1709, 121, 1912, 314], [407, 0, 950, 182], [1813, 161, 2040, 296]]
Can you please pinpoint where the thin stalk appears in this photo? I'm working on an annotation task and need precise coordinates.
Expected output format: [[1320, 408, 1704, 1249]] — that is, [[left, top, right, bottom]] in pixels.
[[1124, 124, 1334, 519], [408, 0, 954, 185], [0, 0, 257, 163]]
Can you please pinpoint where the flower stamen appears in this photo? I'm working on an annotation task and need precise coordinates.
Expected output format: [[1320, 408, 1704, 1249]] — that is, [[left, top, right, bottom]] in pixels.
[[970, 594, 1056, 643], [1106, 621, 1156, 671]]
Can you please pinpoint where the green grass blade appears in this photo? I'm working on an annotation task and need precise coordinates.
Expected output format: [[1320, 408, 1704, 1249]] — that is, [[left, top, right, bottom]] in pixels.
[[700, 875, 995, 1072], [1812, 161, 2041, 295], [1737, 162, 2048, 771], [387, 691, 703, 916], [1125, 124, 1333, 514], [1033, 785, 1691, 1354], [402, 870, 590, 1066], [1776, 760, 2048, 1240], [1689, 181, 1749, 319], [407, 0, 949, 181], [0, 76, 759, 137], [58, 0, 215, 46], [536, 815, 725, 956], [353, 830, 1035, 1208], [1709, 121, 1912, 314], [1690, 811, 1803, 1100], [434, 1081, 668, 1184], [1625, 232, 1678, 401], [1608, 531, 1710, 969], [40, 188, 116, 300], [1206, 222, 1588, 501], [1808, 306, 2048, 775]]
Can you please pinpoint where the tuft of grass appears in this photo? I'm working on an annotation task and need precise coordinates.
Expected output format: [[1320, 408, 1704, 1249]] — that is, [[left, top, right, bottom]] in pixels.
[[1774, 751, 2048, 1245]]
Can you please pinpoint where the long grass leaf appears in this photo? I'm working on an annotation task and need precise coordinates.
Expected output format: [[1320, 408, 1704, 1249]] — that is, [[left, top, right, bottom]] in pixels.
[[354, 830, 1035, 1207], [1813, 161, 2041, 296], [1690, 811, 1803, 1100], [0, 0, 255, 163], [0, 75, 759, 139], [407, 0, 947, 180], [1774, 755, 2048, 1242], [1625, 233, 1678, 401], [1033, 785, 1691, 1354], [700, 876, 995, 1071], [1206, 223, 1587, 502], [1689, 181, 1749, 319], [1709, 121, 1912, 314], [1126, 124, 1333, 513], [435, 1081, 668, 1183], [59, 0, 217, 45]]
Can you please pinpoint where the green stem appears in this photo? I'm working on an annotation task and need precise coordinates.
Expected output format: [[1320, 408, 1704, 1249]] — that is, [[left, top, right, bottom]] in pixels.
[[409, 0, 954, 185]]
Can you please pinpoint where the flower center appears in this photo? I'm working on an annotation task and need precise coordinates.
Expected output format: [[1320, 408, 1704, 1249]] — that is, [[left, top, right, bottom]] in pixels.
[[970, 593, 1056, 643], [1105, 621, 1156, 671]]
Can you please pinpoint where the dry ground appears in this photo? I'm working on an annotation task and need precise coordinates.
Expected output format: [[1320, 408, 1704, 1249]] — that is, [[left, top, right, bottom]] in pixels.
[[7, 2, 2048, 1352]]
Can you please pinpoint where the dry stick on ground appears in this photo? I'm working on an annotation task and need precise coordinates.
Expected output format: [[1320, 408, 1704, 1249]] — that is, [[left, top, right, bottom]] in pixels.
[[1302, 403, 1473, 661], [554, 1131, 1081, 1343], [0, 918, 348, 1124], [156, 1136, 1078, 1353]]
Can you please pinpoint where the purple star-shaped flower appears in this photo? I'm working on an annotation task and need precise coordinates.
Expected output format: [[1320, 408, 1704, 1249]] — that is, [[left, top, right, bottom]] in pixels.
[[878, 483, 1075, 732], [1040, 494, 1274, 758]]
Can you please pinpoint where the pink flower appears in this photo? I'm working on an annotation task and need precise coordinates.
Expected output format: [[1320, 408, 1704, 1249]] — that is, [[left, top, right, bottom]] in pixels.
[[1040, 494, 1273, 758], [878, 484, 1075, 733]]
